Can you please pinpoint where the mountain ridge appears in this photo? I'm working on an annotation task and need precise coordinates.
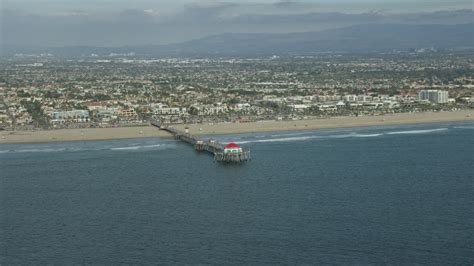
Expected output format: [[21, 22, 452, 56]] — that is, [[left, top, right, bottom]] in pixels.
[[3, 23, 473, 57]]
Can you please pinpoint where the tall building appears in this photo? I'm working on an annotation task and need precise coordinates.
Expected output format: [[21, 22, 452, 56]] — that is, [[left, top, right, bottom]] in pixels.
[[418, 90, 449, 103]]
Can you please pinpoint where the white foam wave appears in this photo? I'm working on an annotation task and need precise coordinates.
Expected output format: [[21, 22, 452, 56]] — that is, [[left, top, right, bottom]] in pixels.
[[235, 128, 448, 144], [353, 133, 384, 138], [110, 146, 142, 151], [0, 147, 79, 154], [14, 148, 68, 153], [269, 132, 311, 138], [386, 128, 448, 135], [326, 132, 386, 139], [110, 144, 171, 151], [328, 133, 357, 139], [0, 143, 173, 154], [237, 132, 384, 144], [238, 135, 320, 144]]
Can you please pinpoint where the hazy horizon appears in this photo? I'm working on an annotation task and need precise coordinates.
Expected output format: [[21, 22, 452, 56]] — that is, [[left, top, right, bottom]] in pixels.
[[1, 0, 473, 47]]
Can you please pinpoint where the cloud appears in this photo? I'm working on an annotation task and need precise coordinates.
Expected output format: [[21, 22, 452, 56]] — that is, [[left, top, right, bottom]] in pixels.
[[118, 9, 157, 23], [1, 2, 473, 47], [179, 2, 240, 21], [273, 0, 311, 9]]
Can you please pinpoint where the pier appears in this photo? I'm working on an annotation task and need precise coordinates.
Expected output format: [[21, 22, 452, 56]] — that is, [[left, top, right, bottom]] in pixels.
[[151, 121, 250, 163]]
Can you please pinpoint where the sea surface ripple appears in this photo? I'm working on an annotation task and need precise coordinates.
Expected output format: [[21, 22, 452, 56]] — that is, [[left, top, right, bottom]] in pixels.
[[1, 122, 473, 264]]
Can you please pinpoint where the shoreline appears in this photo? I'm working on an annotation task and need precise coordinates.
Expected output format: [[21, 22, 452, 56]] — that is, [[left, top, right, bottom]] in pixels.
[[1, 110, 473, 144]]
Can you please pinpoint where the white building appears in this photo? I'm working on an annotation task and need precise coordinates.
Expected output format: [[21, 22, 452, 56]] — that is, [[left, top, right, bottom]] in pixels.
[[191, 104, 228, 116], [291, 104, 310, 111], [235, 103, 251, 110], [357, 95, 372, 102], [51, 110, 90, 123], [342, 95, 358, 102], [152, 103, 187, 116], [96, 108, 118, 122], [418, 90, 449, 104]]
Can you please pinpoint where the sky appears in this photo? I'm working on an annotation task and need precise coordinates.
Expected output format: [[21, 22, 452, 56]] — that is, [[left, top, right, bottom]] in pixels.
[[1, 0, 473, 47]]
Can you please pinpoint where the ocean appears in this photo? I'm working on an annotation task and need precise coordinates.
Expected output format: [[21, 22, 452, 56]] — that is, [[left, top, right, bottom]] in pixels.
[[1, 122, 473, 264]]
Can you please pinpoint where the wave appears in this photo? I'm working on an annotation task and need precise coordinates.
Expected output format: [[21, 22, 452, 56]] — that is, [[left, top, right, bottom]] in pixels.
[[237, 129, 353, 141], [13, 148, 68, 153], [110, 146, 143, 151], [269, 131, 312, 138], [239, 135, 320, 144], [0, 126, 453, 153], [454, 126, 474, 130], [386, 128, 448, 135], [234, 128, 449, 144], [110, 144, 173, 151], [0, 142, 174, 154], [237, 133, 383, 144], [353, 133, 385, 138], [0, 147, 94, 154], [328, 133, 359, 139]]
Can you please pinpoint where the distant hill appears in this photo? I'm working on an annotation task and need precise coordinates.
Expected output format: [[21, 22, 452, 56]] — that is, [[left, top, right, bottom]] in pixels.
[[170, 23, 474, 55], [3, 23, 473, 57]]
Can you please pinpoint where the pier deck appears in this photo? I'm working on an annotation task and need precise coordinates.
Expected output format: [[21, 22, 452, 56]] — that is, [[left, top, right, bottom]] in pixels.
[[151, 121, 250, 163]]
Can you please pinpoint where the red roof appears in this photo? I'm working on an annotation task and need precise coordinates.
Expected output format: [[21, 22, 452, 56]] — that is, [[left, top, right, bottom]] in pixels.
[[225, 142, 240, 148]]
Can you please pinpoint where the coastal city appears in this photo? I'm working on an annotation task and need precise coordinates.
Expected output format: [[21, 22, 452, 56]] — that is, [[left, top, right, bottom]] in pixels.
[[0, 52, 473, 130], [2, 0, 474, 264]]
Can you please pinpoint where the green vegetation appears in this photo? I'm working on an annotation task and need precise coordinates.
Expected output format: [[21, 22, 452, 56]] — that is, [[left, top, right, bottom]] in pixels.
[[21, 100, 49, 128]]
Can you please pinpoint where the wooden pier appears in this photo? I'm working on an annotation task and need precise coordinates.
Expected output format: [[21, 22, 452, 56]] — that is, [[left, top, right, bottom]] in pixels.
[[151, 121, 250, 163]]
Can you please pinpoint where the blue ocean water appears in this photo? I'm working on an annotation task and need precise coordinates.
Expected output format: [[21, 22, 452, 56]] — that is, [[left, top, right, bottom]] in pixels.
[[1, 122, 473, 264]]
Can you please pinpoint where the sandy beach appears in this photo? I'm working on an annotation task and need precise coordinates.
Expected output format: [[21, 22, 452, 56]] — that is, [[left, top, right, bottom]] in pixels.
[[1, 110, 473, 144], [0, 126, 171, 144]]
